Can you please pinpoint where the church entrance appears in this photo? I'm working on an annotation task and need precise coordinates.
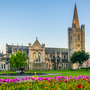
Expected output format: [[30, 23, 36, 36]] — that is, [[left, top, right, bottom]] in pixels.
[[59, 66, 61, 70]]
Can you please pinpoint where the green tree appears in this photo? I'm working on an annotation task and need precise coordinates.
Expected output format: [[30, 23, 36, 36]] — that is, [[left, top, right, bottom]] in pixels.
[[10, 51, 27, 70], [70, 50, 89, 68]]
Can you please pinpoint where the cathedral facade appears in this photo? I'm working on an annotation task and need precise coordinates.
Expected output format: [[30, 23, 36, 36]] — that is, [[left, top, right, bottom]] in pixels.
[[5, 38, 69, 70], [0, 3, 85, 70]]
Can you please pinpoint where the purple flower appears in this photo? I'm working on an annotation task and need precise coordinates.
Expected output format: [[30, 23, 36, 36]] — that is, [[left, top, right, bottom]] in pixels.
[[22, 78, 25, 81]]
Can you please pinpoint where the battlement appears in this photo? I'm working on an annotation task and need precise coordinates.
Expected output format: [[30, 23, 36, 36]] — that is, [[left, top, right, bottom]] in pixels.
[[68, 27, 72, 32], [81, 24, 85, 28]]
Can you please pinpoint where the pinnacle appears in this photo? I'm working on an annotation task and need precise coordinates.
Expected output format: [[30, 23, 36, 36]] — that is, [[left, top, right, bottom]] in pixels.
[[72, 3, 80, 29]]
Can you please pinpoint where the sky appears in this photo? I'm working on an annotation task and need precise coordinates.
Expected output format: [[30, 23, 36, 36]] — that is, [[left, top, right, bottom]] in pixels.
[[0, 0, 90, 54]]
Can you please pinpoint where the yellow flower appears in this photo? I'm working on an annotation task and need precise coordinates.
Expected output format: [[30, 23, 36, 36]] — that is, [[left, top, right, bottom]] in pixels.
[[4, 87, 5, 89], [4, 82, 7, 84], [69, 85, 71, 87], [32, 76, 35, 78]]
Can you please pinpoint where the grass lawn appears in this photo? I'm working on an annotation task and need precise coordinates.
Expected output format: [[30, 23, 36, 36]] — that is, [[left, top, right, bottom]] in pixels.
[[0, 71, 16, 74], [0, 77, 15, 79], [0, 69, 90, 78]]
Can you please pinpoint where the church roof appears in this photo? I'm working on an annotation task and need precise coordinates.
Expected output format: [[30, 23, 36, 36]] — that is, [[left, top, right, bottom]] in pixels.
[[72, 3, 80, 29], [45, 47, 68, 53]]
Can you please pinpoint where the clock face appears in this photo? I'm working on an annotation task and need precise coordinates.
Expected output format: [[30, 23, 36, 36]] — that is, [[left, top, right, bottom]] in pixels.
[[35, 45, 39, 49], [77, 44, 80, 49], [77, 44, 80, 47]]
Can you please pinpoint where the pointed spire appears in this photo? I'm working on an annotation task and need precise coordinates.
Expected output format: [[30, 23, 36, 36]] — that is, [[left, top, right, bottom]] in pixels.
[[72, 3, 80, 29]]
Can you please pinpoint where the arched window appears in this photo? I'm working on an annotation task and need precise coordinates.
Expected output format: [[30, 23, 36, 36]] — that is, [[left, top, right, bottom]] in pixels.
[[62, 64, 63, 68], [50, 54, 52, 58], [33, 52, 41, 63], [33, 52, 36, 62], [38, 53, 41, 62], [57, 55, 60, 58], [66, 64, 68, 68], [78, 34, 80, 41], [52, 64, 54, 70], [36, 51, 38, 62], [53, 55, 55, 58], [64, 55, 66, 59]]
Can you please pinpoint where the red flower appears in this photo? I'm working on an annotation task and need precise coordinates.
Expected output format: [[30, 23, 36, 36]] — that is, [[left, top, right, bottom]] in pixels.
[[76, 84, 82, 88], [59, 80, 62, 82], [70, 87, 73, 90], [64, 80, 68, 83], [82, 86, 85, 89], [83, 78, 87, 81], [10, 80, 13, 83], [29, 88, 32, 90]]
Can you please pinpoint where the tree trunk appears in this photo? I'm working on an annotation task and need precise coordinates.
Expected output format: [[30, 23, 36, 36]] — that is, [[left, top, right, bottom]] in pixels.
[[79, 63, 82, 69]]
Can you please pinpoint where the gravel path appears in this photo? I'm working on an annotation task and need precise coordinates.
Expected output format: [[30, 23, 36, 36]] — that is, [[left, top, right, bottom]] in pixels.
[[1, 73, 61, 82]]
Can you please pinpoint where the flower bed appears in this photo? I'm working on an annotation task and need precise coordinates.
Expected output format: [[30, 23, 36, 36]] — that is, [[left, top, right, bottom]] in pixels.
[[0, 75, 90, 90]]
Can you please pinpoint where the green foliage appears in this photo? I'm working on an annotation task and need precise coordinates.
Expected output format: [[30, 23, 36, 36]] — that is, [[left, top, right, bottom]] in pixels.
[[10, 51, 27, 70], [70, 50, 89, 65]]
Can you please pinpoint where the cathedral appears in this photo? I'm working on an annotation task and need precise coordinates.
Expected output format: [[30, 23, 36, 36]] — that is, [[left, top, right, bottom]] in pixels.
[[0, 3, 85, 70]]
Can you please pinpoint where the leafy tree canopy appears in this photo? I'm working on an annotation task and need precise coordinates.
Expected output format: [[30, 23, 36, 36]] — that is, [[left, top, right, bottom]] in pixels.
[[70, 50, 89, 65], [10, 51, 27, 70]]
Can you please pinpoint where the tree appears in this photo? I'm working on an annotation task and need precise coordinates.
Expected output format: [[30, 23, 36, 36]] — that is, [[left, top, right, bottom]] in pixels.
[[10, 51, 27, 70], [70, 50, 89, 68]]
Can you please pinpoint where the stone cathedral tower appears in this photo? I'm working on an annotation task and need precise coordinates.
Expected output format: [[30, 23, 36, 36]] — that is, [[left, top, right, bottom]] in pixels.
[[68, 3, 85, 60]]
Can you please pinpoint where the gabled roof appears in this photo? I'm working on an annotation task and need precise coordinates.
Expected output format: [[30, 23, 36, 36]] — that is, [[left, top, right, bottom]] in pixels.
[[31, 38, 42, 49]]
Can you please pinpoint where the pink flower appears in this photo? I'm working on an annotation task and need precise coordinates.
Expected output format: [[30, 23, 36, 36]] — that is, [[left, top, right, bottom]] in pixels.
[[22, 78, 25, 81], [42, 86, 44, 88], [0, 81, 3, 84]]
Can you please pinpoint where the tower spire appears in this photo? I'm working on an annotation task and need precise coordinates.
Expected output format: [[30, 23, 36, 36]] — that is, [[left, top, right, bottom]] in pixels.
[[72, 3, 80, 29]]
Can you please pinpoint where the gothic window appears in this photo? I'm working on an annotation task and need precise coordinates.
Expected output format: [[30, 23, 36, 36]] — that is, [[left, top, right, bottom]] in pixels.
[[50, 54, 52, 58], [66, 64, 68, 68], [62, 64, 63, 68], [10, 65, 11, 70], [33, 52, 41, 63], [57, 55, 60, 58], [4, 64, 5, 69], [52, 64, 54, 69], [33, 52, 36, 63], [78, 34, 80, 41], [36, 51, 38, 62], [64, 55, 66, 59], [53, 55, 55, 58], [1, 64, 3, 69], [38, 53, 41, 62]]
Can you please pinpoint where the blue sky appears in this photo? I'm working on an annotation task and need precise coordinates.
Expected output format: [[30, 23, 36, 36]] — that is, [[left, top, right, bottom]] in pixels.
[[0, 0, 90, 53]]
